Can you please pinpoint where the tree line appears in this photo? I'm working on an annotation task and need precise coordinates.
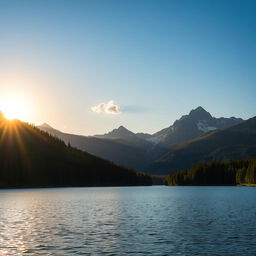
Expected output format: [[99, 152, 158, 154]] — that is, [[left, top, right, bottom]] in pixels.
[[165, 158, 256, 185]]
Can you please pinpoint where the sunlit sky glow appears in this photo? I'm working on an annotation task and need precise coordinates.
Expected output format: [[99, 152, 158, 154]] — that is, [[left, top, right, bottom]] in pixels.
[[0, 0, 255, 135], [0, 93, 31, 121]]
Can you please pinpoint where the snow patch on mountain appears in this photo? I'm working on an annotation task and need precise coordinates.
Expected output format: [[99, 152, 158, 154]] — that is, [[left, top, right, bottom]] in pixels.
[[146, 136, 162, 144], [197, 121, 217, 132]]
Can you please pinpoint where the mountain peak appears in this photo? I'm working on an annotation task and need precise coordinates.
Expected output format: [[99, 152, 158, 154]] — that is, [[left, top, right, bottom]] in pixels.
[[190, 106, 207, 113], [97, 125, 135, 140], [195, 106, 205, 111], [112, 125, 133, 135], [117, 125, 129, 131], [40, 123, 54, 129], [189, 106, 212, 119]]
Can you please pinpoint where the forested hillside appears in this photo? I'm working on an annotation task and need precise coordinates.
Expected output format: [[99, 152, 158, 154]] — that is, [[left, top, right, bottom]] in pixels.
[[0, 115, 151, 188], [166, 158, 256, 185]]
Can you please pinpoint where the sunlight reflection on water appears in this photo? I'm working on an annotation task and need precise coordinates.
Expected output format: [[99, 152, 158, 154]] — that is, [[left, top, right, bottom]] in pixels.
[[0, 186, 255, 255]]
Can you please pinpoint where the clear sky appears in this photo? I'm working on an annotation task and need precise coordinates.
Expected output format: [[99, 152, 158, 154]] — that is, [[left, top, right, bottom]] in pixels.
[[0, 0, 255, 135]]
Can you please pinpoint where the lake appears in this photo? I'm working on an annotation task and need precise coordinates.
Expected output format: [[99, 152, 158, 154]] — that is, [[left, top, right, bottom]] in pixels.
[[0, 186, 255, 255]]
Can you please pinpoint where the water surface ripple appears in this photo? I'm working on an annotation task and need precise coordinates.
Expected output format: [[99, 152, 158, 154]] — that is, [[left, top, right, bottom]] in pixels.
[[0, 186, 255, 255]]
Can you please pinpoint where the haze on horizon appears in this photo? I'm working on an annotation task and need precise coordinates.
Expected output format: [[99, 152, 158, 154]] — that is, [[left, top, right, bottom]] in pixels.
[[0, 0, 255, 135]]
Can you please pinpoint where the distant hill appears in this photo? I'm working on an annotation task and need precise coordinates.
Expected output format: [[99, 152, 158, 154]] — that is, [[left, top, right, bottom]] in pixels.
[[38, 124, 159, 172], [152, 116, 256, 174], [0, 114, 151, 188], [95, 125, 153, 149]]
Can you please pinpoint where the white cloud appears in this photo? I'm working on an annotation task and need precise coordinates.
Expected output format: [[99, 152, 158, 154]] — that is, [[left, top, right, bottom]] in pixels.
[[91, 100, 121, 114]]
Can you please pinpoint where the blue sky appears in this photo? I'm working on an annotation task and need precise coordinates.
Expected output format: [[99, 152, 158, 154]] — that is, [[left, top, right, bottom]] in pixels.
[[0, 0, 255, 135]]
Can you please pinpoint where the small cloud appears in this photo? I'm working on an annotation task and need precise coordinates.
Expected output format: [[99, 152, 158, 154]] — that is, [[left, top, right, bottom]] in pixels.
[[91, 100, 121, 114]]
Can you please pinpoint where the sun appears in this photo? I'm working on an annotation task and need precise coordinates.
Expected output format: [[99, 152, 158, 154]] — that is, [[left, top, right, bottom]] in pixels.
[[0, 95, 30, 121]]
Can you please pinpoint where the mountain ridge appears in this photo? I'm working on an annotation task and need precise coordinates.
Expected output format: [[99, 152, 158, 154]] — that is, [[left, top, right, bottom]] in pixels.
[[151, 116, 256, 174], [148, 106, 243, 146], [38, 123, 157, 171], [38, 106, 246, 174]]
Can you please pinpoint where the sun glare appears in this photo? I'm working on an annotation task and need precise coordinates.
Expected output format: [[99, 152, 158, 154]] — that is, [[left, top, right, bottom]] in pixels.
[[0, 95, 30, 121]]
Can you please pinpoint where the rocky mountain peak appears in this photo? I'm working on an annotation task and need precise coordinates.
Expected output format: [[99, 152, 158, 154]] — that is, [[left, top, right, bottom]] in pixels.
[[188, 106, 212, 120], [117, 125, 128, 131], [103, 125, 135, 139]]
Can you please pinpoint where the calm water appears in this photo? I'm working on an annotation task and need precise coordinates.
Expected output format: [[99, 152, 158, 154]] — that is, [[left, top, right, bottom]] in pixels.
[[0, 186, 255, 256]]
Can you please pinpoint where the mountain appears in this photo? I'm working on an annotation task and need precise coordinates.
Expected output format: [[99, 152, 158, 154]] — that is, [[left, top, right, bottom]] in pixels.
[[148, 106, 243, 146], [38, 106, 244, 175], [93, 106, 243, 150], [38, 124, 157, 171], [152, 116, 256, 174], [96, 125, 135, 140], [95, 125, 155, 149], [0, 115, 151, 188]]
